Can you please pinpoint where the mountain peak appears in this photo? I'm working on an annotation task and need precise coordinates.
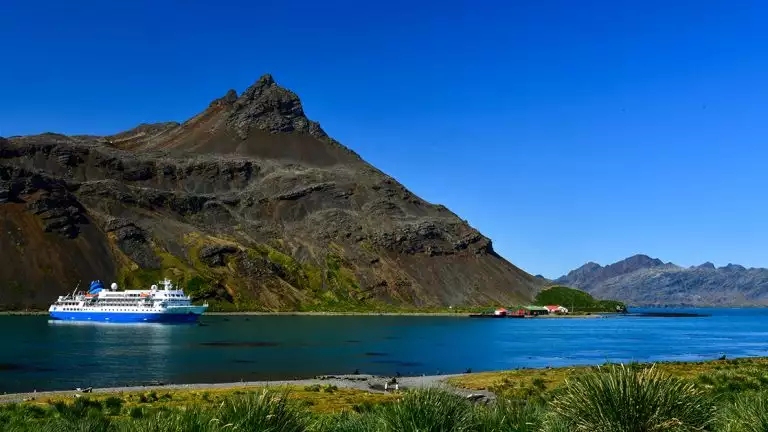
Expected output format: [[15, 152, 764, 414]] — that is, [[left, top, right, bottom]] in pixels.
[[227, 74, 327, 140], [697, 262, 716, 270], [721, 263, 747, 272], [555, 254, 665, 289], [257, 73, 275, 86], [622, 254, 663, 266], [573, 262, 602, 273], [238, 74, 278, 100], [553, 261, 602, 287], [107, 74, 352, 165], [606, 254, 665, 275]]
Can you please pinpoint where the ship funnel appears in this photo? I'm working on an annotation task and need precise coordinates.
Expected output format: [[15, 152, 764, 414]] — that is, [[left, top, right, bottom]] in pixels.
[[89, 280, 105, 295]]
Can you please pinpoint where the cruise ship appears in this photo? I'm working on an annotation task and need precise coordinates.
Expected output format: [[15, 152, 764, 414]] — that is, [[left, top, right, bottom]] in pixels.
[[48, 279, 208, 323]]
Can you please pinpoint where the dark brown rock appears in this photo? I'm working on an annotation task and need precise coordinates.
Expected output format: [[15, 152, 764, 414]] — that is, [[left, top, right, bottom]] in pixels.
[[198, 245, 238, 267]]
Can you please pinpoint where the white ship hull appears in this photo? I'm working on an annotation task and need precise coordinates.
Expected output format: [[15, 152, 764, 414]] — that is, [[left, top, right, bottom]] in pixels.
[[49, 305, 207, 323]]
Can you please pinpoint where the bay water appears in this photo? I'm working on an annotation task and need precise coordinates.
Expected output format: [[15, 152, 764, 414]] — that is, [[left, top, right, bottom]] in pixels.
[[2, 308, 768, 393]]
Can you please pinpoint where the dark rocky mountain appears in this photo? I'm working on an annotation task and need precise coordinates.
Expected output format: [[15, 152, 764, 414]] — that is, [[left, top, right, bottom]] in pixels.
[[0, 75, 541, 310], [557, 254, 768, 306]]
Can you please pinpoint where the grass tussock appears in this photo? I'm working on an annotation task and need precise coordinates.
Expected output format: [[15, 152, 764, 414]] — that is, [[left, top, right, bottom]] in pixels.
[[212, 390, 309, 432], [718, 392, 768, 432], [472, 398, 543, 432], [376, 388, 476, 432], [546, 365, 716, 432]]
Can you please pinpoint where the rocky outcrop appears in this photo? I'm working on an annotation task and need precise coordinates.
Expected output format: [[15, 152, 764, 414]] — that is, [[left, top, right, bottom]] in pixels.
[[558, 255, 768, 306], [0, 76, 542, 310], [103, 219, 160, 269], [228, 74, 329, 140], [198, 245, 238, 267], [369, 221, 492, 257], [0, 171, 88, 238]]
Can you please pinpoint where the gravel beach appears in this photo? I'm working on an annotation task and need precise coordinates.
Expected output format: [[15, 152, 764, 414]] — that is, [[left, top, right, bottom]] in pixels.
[[0, 373, 493, 404]]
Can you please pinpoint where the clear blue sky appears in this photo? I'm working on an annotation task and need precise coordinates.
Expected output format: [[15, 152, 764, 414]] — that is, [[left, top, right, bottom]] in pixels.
[[2, 0, 767, 278]]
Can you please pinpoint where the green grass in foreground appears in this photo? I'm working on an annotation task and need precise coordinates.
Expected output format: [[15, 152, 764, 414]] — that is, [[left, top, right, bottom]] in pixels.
[[450, 357, 768, 402], [1, 388, 540, 432], [22, 385, 395, 415], [7, 358, 768, 431]]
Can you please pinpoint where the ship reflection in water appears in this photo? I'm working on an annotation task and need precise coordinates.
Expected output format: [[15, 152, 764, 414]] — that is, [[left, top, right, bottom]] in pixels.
[[45, 319, 176, 388]]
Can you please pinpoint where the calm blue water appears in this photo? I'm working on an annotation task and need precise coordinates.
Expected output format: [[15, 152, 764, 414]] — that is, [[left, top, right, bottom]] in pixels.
[[2, 308, 768, 393]]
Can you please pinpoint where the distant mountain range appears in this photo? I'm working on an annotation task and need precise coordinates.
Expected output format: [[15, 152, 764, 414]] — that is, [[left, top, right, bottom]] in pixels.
[[556, 255, 768, 306]]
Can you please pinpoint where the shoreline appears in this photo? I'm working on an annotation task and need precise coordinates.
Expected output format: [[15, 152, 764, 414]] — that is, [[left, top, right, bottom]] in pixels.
[[0, 310, 608, 317], [4, 356, 766, 404], [3, 307, 767, 316], [208, 311, 469, 317], [0, 373, 470, 404]]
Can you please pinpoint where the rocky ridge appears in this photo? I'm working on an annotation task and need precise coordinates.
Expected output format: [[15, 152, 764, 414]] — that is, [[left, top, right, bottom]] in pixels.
[[0, 75, 540, 310], [557, 254, 768, 306]]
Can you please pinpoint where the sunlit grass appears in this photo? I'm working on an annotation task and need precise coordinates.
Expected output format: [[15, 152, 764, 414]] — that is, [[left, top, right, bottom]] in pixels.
[[718, 391, 768, 432], [375, 388, 476, 432], [472, 398, 544, 432], [545, 365, 716, 432], [209, 389, 310, 432], [449, 357, 768, 398], [28, 385, 396, 416]]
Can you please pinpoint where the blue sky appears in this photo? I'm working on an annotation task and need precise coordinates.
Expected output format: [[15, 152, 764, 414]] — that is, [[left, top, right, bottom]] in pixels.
[[2, 0, 767, 278]]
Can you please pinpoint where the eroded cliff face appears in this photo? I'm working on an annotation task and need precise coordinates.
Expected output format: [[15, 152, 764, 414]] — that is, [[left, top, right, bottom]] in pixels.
[[0, 75, 540, 310]]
